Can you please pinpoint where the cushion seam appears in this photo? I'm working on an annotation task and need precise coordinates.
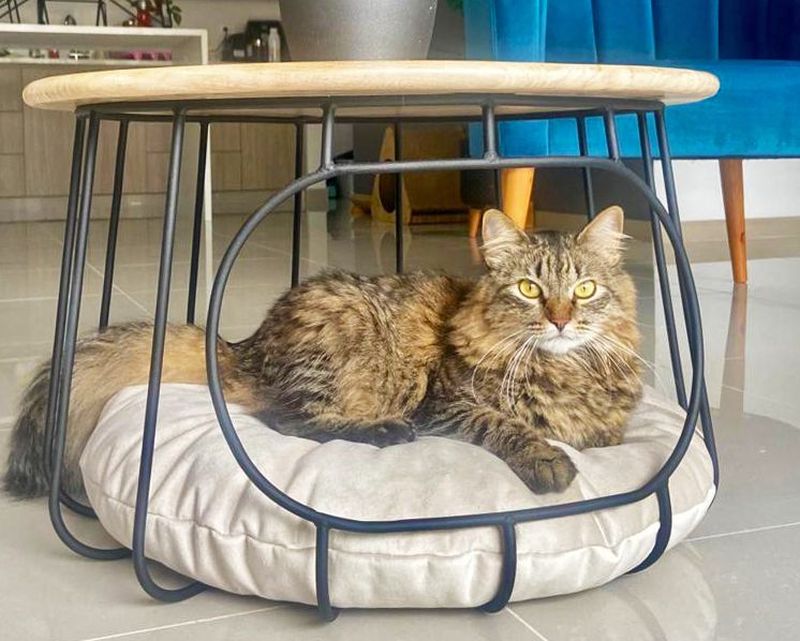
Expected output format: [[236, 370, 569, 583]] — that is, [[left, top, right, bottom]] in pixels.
[[83, 476, 715, 560]]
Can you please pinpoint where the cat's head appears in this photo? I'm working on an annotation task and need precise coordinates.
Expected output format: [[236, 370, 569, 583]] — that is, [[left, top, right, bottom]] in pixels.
[[476, 206, 638, 355]]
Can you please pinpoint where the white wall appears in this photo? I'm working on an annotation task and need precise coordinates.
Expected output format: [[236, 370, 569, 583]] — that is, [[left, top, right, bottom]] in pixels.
[[659, 159, 800, 221]]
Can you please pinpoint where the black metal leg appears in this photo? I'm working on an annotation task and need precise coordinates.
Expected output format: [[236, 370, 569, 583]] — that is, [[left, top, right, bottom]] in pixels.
[[0, 0, 22, 22], [637, 112, 688, 407], [36, 0, 47, 24], [47, 113, 129, 560], [131, 110, 207, 601], [290, 122, 305, 287], [480, 521, 518, 612], [493, 170, 503, 210], [44, 115, 86, 482], [482, 104, 502, 209], [627, 483, 673, 573], [315, 525, 339, 621], [576, 116, 596, 218], [186, 121, 209, 324], [99, 119, 129, 330], [654, 110, 718, 486], [603, 109, 621, 161], [604, 111, 674, 572], [95, 0, 107, 26], [394, 122, 404, 273], [47, 115, 98, 519]]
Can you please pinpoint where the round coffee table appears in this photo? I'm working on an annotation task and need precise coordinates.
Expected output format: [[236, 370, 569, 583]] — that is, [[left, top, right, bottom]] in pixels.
[[24, 60, 719, 620]]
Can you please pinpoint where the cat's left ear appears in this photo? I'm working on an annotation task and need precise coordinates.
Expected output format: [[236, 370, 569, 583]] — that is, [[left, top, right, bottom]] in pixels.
[[481, 209, 529, 270], [577, 205, 628, 263]]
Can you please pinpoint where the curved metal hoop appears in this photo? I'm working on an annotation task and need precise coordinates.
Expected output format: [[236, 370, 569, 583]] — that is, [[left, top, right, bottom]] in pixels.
[[203, 108, 715, 617], [206, 155, 707, 525]]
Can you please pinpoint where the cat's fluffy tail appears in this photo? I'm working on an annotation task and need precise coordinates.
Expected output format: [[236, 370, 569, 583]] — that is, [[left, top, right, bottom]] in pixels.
[[4, 362, 54, 497], [4, 323, 257, 499]]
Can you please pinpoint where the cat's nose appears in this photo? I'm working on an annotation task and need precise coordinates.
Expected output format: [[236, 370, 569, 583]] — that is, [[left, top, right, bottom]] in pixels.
[[545, 300, 573, 333]]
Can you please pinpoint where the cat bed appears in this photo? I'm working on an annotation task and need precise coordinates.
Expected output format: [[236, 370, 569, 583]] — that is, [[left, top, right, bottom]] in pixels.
[[81, 384, 715, 608]]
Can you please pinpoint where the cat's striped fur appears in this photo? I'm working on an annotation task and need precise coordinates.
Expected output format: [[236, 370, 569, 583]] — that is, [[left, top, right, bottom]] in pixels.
[[5, 207, 641, 497]]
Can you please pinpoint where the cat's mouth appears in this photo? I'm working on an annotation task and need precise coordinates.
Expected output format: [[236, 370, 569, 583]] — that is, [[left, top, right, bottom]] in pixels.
[[536, 326, 590, 355]]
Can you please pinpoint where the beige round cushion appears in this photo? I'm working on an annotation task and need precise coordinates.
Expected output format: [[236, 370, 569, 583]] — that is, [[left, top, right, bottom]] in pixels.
[[81, 384, 715, 608]]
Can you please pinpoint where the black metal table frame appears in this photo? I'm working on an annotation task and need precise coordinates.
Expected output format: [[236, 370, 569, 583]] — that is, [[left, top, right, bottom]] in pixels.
[[42, 92, 718, 621]]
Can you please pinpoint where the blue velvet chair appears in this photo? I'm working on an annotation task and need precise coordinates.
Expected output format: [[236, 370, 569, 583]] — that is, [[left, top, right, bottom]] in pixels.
[[464, 0, 800, 282]]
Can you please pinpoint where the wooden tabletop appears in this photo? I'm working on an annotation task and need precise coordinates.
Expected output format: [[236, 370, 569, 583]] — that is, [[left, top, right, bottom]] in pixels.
[[22, 60, 719, 117]]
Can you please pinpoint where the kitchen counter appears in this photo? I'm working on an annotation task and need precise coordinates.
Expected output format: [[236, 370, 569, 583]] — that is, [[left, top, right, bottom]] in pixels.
[[0, 23, 208, 222]]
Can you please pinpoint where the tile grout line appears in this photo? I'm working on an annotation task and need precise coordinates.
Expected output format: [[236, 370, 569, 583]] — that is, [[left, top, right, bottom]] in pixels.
[[687, 520, 800, 543], [0, 356, 43, 364], [75, 604, 286, 641], [83, 260, 149, 316], [720, 383, 800, 410], [0, 295, 59, 304], [504, 606, 551, 641]]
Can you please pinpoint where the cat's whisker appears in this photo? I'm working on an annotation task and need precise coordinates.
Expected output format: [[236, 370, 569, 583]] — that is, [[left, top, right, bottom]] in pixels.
[[579, 341, 622, 378], [566, 349, 596, 378], [500, 342, 524, 409], [589, 341, 634, 377], [473, 329, 529, 371], [503, 335, 533, 408], [471, 331, 528, 402], [592, 334, 650, 369], [591, 334, 669, 390], [519, 334, 540, 396], [470, 328, 531, 403], [505, 334, 536, 408], [523, 336, 541, 390], [589, 338, 661, 392]]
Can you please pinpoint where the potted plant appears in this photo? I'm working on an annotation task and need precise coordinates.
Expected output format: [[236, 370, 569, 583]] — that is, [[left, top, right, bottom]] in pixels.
[[278, 0, 438, 61]]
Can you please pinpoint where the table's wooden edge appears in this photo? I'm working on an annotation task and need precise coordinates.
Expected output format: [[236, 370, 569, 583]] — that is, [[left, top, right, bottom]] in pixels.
[[22, 60, 720, 113]]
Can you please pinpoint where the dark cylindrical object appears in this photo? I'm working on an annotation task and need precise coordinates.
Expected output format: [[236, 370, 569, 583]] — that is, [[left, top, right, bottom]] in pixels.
[[279, 0, 438, 61]]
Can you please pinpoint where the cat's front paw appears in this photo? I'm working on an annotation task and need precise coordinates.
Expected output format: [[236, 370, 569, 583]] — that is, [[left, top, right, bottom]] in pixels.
[[513, 444, 577, 494]]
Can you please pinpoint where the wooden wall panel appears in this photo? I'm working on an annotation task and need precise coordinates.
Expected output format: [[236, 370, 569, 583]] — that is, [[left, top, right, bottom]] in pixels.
[[0, 112, 23, 154], [240, 123, 293, 190], [9, 68, 293, 203], [0, 155, 25, 197], [211, 151, 242, 191], [22, 105, 73, 196], [145, 151, 170, 194], [0, 68, 22, 111], [210, 123, 241, 152], [122, 122, 150, 195]]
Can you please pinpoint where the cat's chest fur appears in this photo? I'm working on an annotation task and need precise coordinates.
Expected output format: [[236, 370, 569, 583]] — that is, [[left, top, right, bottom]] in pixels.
[[442, 347, 640, 449]]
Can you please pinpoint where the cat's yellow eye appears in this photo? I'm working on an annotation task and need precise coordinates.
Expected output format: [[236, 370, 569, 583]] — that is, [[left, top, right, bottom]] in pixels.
[[574, 280, 597, 299], [518, 279, 542, 299]]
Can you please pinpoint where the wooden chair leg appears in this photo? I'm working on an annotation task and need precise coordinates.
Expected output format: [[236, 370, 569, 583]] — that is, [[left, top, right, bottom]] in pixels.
[[468, 207, 482, 238], [719, 158, 748, 284], [501, 168, 535, 231]]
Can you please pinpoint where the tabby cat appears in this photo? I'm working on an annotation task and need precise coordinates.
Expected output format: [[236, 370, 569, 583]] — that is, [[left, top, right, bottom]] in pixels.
[[5, 206, 641, 498]]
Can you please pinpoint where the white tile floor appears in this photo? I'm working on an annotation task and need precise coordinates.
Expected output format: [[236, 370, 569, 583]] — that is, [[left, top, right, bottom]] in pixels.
[[1, 205, 799, 640]]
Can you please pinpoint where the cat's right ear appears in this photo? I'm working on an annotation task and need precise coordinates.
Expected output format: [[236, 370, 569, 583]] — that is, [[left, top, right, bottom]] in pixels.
[[481, 209, 528, 270], [577, 205, 627, 263]]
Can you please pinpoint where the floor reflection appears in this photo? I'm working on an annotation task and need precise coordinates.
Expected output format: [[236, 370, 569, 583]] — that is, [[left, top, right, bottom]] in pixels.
[[720, 284, 747, 418], [511, 544, 717, 640]]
